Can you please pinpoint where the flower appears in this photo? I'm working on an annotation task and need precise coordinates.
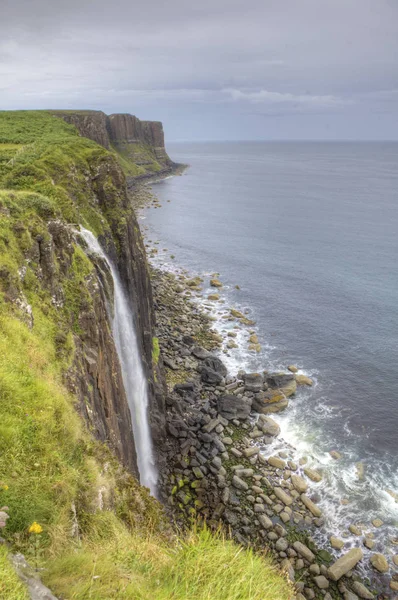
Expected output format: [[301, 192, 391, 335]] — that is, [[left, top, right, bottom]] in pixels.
[[28, 521, 43, 534]]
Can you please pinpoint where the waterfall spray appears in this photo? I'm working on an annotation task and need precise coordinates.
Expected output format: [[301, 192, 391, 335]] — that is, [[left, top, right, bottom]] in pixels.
[[80, 227, 158, 495]]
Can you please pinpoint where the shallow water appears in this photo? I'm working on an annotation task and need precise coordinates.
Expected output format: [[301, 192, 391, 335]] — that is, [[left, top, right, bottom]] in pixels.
[[143, 141, 398, 564]]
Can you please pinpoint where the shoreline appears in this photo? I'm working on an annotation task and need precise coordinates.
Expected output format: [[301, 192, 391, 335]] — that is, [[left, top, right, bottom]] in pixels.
[[133, 179, 397, 598]]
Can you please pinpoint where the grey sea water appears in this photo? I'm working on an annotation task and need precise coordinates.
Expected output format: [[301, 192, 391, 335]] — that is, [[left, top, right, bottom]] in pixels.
[[143, 141, 398, 563]]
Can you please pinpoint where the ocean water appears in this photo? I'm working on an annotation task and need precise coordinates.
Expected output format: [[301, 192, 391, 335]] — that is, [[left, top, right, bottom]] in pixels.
[[143, 142, 398, 568]]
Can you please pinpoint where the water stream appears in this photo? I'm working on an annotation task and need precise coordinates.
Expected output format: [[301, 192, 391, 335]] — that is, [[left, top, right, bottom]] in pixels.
[[80, 227, 158, 496]]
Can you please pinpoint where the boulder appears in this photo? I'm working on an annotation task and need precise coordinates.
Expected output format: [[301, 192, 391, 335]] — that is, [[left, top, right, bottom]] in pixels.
[[232, 475, 249, 491], [287, 365, 298, 373], [314, 576, 329, 590], [201, 367, 224, 385], [243, 372, 264, 392], [295, 374, 313, 386], [274, 487, 293, 506], [291, 474, 308, 493], [301, 494, 322, 517], [252, 389, 288, 414], [203, 356, 228, 377], [268, 456, 286, 470], [210, 279, 223, 287], [266, 373, 297, 396], [292, 541, 315, 563], [217, 394, 252, 421], [258, 514, 273, 529], [330, 450, 342, 460], [370, 553, 389, 573], [327, 548, 363, 581], [330, 536, 345, 550], [192, 346, 210, 359], [351, 582, 374, 599], [258, 416, 280, 437], [304, 468, 322, 482]]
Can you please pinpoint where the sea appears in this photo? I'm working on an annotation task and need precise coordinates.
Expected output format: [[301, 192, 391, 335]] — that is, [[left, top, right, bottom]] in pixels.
[[142, 141, 398, 573]]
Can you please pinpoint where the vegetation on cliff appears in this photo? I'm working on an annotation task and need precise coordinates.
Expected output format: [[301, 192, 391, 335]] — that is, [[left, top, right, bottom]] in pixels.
[[0, 111, 291, 599]]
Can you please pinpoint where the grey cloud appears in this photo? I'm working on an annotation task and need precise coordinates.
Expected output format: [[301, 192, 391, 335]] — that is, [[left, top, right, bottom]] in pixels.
[[1, 0, 397, 139]]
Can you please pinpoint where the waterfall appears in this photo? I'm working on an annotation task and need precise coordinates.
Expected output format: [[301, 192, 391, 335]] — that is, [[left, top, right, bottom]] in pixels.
[[79, 227, 158, 496]]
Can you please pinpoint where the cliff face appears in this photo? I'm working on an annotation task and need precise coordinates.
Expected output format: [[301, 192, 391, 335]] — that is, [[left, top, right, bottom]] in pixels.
[[54, 110, 173, 177], [0, 111, 166, 484]]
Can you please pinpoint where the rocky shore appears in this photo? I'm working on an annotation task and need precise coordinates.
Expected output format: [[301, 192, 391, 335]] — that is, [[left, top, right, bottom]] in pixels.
[[134, 181, 397, 600]]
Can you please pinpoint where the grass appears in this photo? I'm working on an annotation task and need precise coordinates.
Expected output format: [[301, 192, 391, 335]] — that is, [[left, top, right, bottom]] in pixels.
[[44, 526, 291, 600], [0, 546, 29, 600], [0, 110, 292, 599]]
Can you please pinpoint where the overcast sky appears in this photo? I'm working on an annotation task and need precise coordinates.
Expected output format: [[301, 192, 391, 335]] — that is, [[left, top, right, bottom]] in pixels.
[[1, 0, 398, 140]]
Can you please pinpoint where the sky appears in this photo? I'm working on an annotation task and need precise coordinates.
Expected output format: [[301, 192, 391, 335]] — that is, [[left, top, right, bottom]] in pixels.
[[1, 0, 398, 140]]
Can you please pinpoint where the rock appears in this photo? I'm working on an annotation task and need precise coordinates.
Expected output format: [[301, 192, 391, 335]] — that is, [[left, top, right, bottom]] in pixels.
[[207, 294, 220, 301], [275, 537, 289, 552], [266, 373, 297, 396], [330, 536, 345, 550], [274, 487, 293, 506], [201, 367, 224, 385], [287, 365, 298, 373], [390, 580, 398, 592], [163, 357, 178, 370], [232, 475, 249, 491], [295, 374, 313, 386], [243, 372, 264, 392], [363, 538, 374, 550], [393, 555, 398, 566], [242, 447, 259, 458], [202, 418, 220, 433], [370, 553, 389, 573], [301, 494, 322, 517], [314, 576, 329, 589], [349, 524, 362, 536], [11, 553, 59, 600], [258, 514, 273, 529], [203, 356, 227, 376], [371, 518, 383, 527], [217, 394, 252, 420], [258, 415, 280, 437], [268, 456, 286, 470], [291, 474, 308, 493], [192, 346, 210, 359], [292, 541, 315, 563], [210, 279, 223, 288], [356, 462, 365, 481], [304, 468, 322, 482], [351, 581, 374, 599], [230, 309, 245, 319], [327, 548, 363, 581], [330, 450, 342, 459], [344, 593, 359, 600], [252, 395, 289, 414]]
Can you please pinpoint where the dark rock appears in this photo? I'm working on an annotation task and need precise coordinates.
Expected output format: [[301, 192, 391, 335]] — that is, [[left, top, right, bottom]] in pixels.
[[203, 356, 228, 377], [192, 345, 210, 359], [217, 394, 252, 420], [243, 372, 264, 392]]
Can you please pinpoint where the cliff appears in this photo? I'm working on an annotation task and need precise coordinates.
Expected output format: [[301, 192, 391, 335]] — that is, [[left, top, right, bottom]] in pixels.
[[0, 110, 291, 600], [53, 109, 174, 179]]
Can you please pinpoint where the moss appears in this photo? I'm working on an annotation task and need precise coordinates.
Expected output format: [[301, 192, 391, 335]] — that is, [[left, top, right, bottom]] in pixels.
[[152, 337, 160, 366]]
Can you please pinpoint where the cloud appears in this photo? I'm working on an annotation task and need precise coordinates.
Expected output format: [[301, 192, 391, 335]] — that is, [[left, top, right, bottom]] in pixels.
[[223, 88, 350, 110]]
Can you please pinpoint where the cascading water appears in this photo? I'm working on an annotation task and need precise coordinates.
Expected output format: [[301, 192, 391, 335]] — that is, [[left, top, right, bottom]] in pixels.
[[80, 227, 158, 496]]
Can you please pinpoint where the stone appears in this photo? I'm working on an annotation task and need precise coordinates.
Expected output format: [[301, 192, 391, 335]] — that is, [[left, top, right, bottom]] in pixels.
[[210, 279, 223, 287], [268, 456, 286, 470], [330, 536, 345, 550], [349, 524, 362, 536], [203, 355, 227, 376], [232, 475, 249, 491], [301, 494, 322, 517], [344, 593, 359, 600], [243, 372, 264, 392], [266, 373, 297, 396], [258, 415, 280, 437], [363, 537, 374, 550], [390, 580, 398, 592], [370, 553, 389, 573], [351, 581, 374, 599], [275, 538, 289, 552], [274, 487, 293, 506], [258, 514, 273, 529], [304, 468, 322, 482], [287, 365, 298, 373], [202, 418, 220, 433], [11, 553, 59, 600], [207, 294, 220, 301], [371, 518, 383, 527], [201, 367, 223, 385], [252, 396, 289, 414], [291, 474, 308, 493], [292, 541, 315, 563], [295, 374, 313, 386], [330, 450, 342, 459], [327, 548, 363, 581], [314, 576, 329, 589], [192, 346, 210, 359], [242, 447, 259, 458], [235, 468, 254, 478], [217, 394, 252, 421], [393, 554, 398, 566]]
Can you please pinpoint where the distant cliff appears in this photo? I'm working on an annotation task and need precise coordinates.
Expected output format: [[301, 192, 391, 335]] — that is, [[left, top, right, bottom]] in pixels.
[[53, 109, 174, 179]]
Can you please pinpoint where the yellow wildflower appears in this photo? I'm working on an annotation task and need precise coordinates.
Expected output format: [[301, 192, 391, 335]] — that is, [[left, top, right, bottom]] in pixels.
[[29, 521, 43, 534]]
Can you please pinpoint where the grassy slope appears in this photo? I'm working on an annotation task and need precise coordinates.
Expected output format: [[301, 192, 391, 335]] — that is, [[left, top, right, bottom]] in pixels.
[[0, 111, 291, 599]]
